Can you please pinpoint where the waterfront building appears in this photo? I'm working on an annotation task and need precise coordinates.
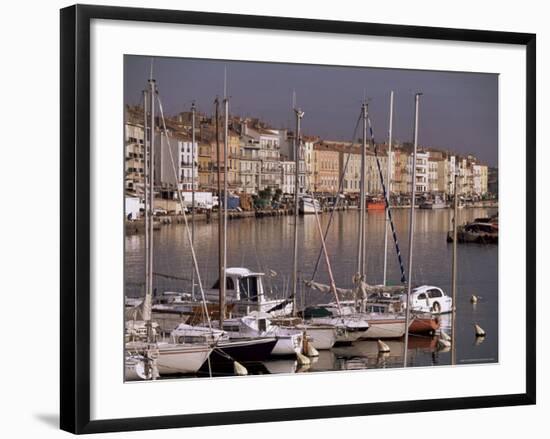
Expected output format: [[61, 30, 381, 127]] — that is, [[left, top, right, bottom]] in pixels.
[[177, 137, 198, 191], [341, 147, 361, 194], [366, 149, 387, 195], [227, 128, 241, 190], [407, 150, 429, 193], [313, 142, 340, 194], [243, 123, 282, 191], [303, 137, 317, 192], [239, 134, 262, 194], [198, 142, 212, 191], [125, 121, 145, 193], [280, 158, 296, 195], [472, 163, 489, 197], [391, 147, 409, 195], [153, 130, 198, 194]]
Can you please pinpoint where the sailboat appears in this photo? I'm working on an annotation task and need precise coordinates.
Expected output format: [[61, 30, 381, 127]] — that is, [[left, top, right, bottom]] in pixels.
[[286, 101, 369, 345], [206, 82, 281, 364], [363, 92, 440, 336], [308, 100, 408, 340], [124, 67, 215, 379]]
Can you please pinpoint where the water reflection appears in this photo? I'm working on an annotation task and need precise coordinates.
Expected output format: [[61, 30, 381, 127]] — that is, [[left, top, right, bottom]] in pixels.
[[127, 207, 498, 374]]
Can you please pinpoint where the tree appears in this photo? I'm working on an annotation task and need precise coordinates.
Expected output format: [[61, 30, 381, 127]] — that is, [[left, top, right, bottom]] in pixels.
[[273, 188, 283, 202]]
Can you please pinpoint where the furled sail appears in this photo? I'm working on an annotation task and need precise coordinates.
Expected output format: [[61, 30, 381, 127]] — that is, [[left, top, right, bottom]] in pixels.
[[304, 279, 405, 296]]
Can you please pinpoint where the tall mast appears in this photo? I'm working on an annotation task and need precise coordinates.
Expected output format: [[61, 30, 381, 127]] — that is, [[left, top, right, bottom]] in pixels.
[[451, 171, 459, 365], [291, 105, 304, 316], [148, 74, 156, 323], [404, 92, 421, 367], [215, 97, 224, 328], [356, 101, 368, 303], [143, 89, 150, 320], [223, 72, 229, 323], [191, 102, 196, 300], [383, 91, 394, 286]]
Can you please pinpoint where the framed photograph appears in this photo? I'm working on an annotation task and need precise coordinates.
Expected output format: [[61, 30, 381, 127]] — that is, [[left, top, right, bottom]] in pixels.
[[60, 4, 536, 434]]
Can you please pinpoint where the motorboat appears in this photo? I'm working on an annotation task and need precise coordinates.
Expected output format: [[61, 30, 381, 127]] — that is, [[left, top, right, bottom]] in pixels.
[[299, 195, 321, 214], [205, 267, 294, 317], [220, 312, 304, 356], [407, 285, 453, 314], [447, 221, 498, 243], [420, 196, 447, 209]]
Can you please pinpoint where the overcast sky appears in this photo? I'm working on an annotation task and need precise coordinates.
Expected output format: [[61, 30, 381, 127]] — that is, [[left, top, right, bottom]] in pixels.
[[125, 56, 498, 166]]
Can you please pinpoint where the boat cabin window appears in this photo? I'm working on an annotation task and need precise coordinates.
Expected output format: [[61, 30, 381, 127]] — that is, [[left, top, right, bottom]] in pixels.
[[222, 324, 240, 332], [258, 319, 267, 332], [176, 335, 208, 344], [367, 305, 386, 313], [212, 277, 235, 290], [427, 289, 442, 298], [239, 276, 259, 302]]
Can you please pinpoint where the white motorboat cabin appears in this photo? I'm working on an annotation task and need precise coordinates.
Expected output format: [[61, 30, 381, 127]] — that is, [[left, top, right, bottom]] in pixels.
[[406, 285, 452, 314]]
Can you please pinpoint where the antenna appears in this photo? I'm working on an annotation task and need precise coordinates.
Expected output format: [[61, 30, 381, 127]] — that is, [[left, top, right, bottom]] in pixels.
[[292, 90, 296, 110], [149, 58, 154, 81]]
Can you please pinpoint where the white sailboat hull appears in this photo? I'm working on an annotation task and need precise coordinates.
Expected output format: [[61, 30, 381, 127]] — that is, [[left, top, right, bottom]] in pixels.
[[125, 355, 148, 381], [335, 327, 368, 343], [156, 343, 212, 375], [308, 316, 369, 344], [271, 333, 303, 356], [360, 320, 406, 339], [298, 325, 337, 350]]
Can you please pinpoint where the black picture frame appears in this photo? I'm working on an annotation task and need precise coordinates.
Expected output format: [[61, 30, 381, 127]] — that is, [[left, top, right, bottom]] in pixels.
[[60, 4, 536, 434]]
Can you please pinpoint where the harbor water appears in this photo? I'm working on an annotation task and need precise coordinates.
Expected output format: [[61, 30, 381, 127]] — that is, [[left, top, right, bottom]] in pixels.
[[125, 207, 498, 376]]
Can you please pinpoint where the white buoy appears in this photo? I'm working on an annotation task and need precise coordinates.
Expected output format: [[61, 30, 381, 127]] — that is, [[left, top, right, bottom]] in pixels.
[[440, 330, 451, 342], [470, 295, 478, 304], [296, 352, 311, 366], [233, 361, 248, 376], [306, 343, 319, 357], [474, 324, 486, 337], [474, 336, 486, 346], [377, 340, 391, 353]]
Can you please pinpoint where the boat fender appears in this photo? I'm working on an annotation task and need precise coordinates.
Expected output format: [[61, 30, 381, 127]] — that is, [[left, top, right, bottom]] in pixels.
[[440, 330, 451, 342], [377, 340, 391, 353], [296, 352, 311, 366], [470, 295, 478, 304], [233, 361, 248, 376], [474, 324, 486, 337], [437, 338, 451, 350], [306, 343, 319, 357]]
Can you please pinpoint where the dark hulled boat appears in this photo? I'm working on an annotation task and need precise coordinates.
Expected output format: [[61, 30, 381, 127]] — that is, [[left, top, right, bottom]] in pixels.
[[209, 337, 278, 364]]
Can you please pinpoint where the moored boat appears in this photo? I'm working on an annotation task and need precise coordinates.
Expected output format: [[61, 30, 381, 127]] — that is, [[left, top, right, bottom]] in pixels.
[[210, 337, 278, 363], [366, 197, 386, 210], [155, 342, 213, 375], [447, 221, 498, 244], [409, 313, 440, 335], [420, 195, 447, 209], [220, 312, 304, 356], [299, 195, 321, 214]]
